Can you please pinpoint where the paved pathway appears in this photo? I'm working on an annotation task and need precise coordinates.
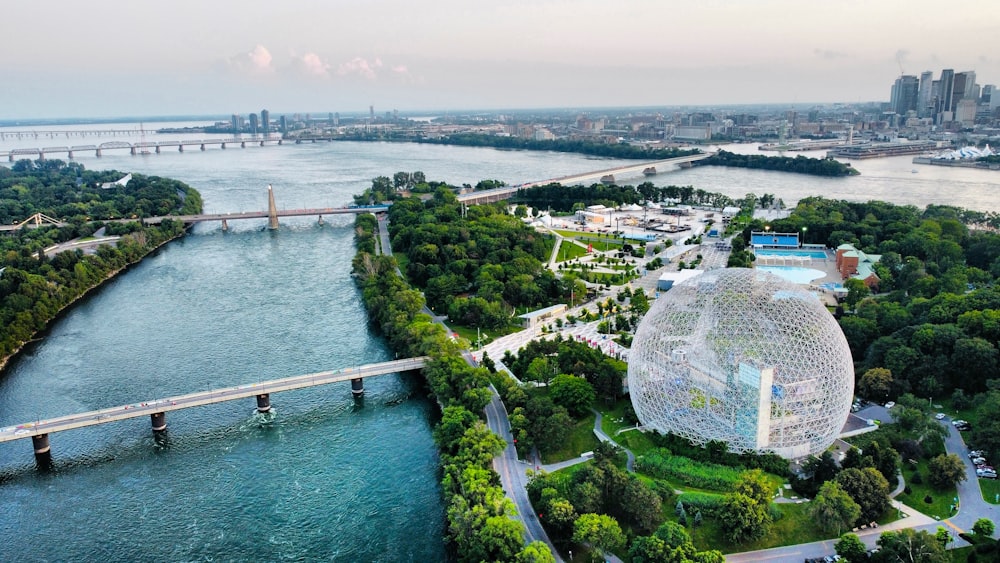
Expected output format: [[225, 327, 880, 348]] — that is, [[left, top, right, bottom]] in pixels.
[[726, 412, 998, 562]]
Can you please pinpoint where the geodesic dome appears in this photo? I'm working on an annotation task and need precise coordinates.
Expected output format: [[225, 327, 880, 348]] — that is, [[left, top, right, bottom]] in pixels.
[[627, 268, 854, 459]]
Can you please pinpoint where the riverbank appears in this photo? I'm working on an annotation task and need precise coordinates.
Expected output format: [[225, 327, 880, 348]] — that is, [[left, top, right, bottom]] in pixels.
[[0, 225, 188, 375]]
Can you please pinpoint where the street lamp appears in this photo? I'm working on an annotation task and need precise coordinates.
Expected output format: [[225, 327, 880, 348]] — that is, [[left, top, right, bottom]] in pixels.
[[801, 226, 808, 247]]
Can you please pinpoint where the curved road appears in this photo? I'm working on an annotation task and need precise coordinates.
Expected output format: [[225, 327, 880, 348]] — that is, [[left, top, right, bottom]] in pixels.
[[377, 215, 562, 560]]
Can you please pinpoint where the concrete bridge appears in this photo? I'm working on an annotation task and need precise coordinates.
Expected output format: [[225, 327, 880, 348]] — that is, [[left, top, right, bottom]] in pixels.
[[0, 356, 428, 463], [2, 136, 283, 161], [456, 152, 713, 204]]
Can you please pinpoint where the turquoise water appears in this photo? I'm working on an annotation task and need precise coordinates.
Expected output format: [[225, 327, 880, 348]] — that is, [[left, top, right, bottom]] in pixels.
[[755, 249, 828, 259], [757, 266, 827, 284]]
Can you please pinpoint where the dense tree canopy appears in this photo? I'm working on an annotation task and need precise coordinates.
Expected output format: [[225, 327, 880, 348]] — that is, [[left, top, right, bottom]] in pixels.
[[0, 160, 200, 364]]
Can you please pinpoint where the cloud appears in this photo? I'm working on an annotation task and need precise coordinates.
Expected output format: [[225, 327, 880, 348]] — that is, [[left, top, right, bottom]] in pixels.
[[227, 44, 274, 74], [338, 56, 383, 79], [392, 65, 409, 74], [813, 49, 848, 60], [299, 52, 331, 77]]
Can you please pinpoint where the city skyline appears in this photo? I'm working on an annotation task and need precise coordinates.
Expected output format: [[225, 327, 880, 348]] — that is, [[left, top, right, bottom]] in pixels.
[[2, 0, 999, 119]]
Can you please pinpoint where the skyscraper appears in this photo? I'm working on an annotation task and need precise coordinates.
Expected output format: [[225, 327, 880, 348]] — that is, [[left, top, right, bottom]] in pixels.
[[280, 115, 288, 135], [917, 71, 933, 118], [249, 113, 259, 136], [261, 109, 270, 136], [953, 71, 977, 110], [938, 69, 955, 123], [890, 75, 919, 116]]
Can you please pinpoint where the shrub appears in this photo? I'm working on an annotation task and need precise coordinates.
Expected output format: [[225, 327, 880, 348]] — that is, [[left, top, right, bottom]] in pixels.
[[924, 495, 933, 504], [676, 492, 724, 516], [635, 449, 744, 491]]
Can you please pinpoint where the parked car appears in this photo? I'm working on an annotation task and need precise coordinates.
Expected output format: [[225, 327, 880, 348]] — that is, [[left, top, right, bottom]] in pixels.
[[935, 413, 946, 420], [956, 422, 972, 431], [973, 457, 987, 465], [953, 419, 968, 426], [884, 401, 895, 409], [969, 450, 985, 458]]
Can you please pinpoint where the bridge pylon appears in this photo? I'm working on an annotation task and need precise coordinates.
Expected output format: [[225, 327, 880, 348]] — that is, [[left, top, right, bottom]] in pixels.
[[267, 184, 279, 230]]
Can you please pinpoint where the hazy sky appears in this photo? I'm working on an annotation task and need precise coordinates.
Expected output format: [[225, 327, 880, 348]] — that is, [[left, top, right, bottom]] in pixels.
[[3, 0, 998, 118]]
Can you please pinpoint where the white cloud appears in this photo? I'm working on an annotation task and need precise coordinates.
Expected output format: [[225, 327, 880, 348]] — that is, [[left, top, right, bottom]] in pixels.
[[300, 52, 331, 77], [227, 44, 274, 74], [338, 56, 383, 79]]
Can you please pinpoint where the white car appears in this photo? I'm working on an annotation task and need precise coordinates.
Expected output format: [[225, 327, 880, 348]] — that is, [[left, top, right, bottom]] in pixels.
[[953, 419, 968, 426], [884, 401, 895, 409], [935, 413, 946, 420]]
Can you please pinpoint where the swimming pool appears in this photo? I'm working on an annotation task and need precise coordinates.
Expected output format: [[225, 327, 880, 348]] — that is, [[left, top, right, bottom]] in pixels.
[[755, 249, 828, 259], [758, 266, 826, 284]]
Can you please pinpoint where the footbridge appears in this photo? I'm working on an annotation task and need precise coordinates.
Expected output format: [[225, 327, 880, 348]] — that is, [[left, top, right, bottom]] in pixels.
[[0, 356, 428, 462], [456, 152, 713, 204]]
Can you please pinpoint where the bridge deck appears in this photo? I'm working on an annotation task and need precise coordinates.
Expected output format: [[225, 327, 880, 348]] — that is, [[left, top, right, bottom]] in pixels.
[[0, 356, 428, 443]]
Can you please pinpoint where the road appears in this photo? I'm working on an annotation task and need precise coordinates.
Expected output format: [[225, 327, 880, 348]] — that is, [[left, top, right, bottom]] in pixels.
[[377, 214, 563, 559], [726, 412, 998, 562]]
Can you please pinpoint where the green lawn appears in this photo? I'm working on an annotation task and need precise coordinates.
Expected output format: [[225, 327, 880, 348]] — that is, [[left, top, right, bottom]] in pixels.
[[556, 241, 589, 262], [896, 459, 958, 520], [540, 412, 601, 464], [688, 502, 828, 554], [449, 323, 522, 348], [980, 477, 1000, 504]]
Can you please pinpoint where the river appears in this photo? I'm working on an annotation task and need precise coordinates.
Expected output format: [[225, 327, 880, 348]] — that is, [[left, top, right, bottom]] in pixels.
[[0, 126, 998, 561]]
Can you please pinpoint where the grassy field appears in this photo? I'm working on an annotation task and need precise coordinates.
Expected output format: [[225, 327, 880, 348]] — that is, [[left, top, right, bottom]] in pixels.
[[540, 411, 601, 464], [449, 323, 523, 349], [555, 241, 589, 262], [896, 459, 958, 520], [980, 477, 1000, 504], [688, 502, 828, 554]]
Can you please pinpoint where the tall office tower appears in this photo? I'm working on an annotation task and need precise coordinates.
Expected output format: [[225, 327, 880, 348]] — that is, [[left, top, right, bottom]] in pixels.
[[231, 114, 241, 133], [334, 112, 340, 126], [953, 71, 977, 110], [249, 113, 259, 136], [938, 69, 955, 123], [983, 85, 996, 106], [369, 105, 375, 121], [261, 109, 270, 136], [328, 112, 334, 125], [890, 75, 919, 115], [280, 115, 288, 135], [917, 71, 934, 118]]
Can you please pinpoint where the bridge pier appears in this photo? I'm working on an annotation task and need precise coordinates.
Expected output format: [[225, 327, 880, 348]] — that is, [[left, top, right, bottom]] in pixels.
[[278, 139, 283, 145], [155, 146, 161, 154], [67, 150, 74, 159], [130, 147, 137, 155], [221, 142, 226, 149], [317, 215, 324, 226], [221, 219, 228, 232], [32, 433, 51, 462], [241, 141, 246, 148], [256, 393, 271, 413], [200, 144, 206, 151], [150, 412, 167, 432], [351, 378, 364, 396], [8, 154, 13, 162], [95, 148, 102, 157], [259, 141, 265, 147], [178, 145, 184, 153]]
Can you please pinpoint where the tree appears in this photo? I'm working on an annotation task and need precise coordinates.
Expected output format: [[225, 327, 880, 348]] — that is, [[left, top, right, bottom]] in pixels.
[[834, 467, 891, 523], [718, 492, 771, 544], [858, 367, 893, 402], [834, 533, 868, 563], [973, 518, 996, 538], [809, 481, 862, 536], [573, 513, 626, 556], [927, 453, 967, 490], [876, 528, 948, 563], [515, 541, 556, 563], [549, 374, 596, 417], [477, 515, 524, 562], [844, 278, 871, 309]]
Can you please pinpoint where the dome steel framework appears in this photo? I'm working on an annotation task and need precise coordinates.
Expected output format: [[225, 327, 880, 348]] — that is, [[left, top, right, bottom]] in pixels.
[[627, 268, 854, 459]]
